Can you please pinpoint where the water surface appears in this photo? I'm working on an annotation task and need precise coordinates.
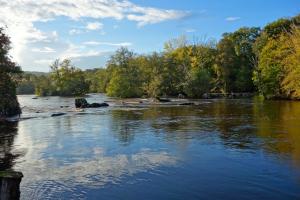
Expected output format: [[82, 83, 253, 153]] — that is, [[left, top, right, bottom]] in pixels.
[[1, 94, 300, 199]]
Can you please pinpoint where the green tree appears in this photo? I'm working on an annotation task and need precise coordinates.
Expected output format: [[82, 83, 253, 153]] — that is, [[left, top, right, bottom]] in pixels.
[[281, 27, 300, 99], [106, 48, 143, 98], [85, 68, 108, 93], [0, 28, 22, 117], [216, 27, 260, 93]]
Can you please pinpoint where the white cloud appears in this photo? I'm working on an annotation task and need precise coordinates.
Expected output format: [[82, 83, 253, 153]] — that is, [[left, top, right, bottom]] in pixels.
[[32, 47, 56, 53], [0, 0, 188, 69], [225, 17, 241, 22], [127, 8, 188, 27], [86, 22, 103, 30], [69, 29, 82, 35], [83, 41, 132, 46]]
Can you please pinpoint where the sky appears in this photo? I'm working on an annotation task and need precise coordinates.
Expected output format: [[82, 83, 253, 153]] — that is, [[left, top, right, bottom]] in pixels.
[[0, 0, 299, 72]]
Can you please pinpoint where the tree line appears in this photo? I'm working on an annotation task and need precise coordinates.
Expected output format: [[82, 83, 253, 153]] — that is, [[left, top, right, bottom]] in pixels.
[[17, 14, 300, 99]]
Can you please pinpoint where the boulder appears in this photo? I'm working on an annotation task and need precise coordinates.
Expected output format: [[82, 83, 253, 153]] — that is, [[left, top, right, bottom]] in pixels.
[[75, 98, 89, 108], [75, 98, 109, 108]]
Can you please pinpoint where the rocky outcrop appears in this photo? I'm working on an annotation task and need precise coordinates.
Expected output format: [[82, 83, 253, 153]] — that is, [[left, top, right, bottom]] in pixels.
[[75, 98, 109, 108], [0, 171, 23, 200]]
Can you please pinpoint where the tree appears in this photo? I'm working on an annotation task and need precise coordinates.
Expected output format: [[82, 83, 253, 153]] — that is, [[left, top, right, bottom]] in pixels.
[[85, 68, 108, 93], [253, 15, 300, 99], [0, 28, 22, 117], [281, 27, 300, 99], [215, 27, 260, 93], [53, 59, 89, 96], [106, 48, 143, 98]]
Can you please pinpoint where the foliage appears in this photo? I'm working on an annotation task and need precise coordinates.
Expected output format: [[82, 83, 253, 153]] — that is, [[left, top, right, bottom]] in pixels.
[[281, 27, 300, 99], [253, 15, 300, 99], [215, 27, 260, 93], [106, 48, 143, 98], [0, 28, 22, 117], [48, 59, 90, 96]]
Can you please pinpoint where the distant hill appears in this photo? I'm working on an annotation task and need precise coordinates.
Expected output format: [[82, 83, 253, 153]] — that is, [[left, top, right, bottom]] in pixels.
[[23, 71, 49, 76]]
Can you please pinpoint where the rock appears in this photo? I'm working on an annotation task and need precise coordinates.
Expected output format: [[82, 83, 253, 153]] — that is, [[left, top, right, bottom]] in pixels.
[[0, 171, 23, 200], [75, 98, 109, 108], [179, 102, 195, 106], [51, 113, 66, 117], [88, 103, 109, 108], [156, 97, 171, 103], [32, 97, 38, 99], [75, 98, 89, 108]]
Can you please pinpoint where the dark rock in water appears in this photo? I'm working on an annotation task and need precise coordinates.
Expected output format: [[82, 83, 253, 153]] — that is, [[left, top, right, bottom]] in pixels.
[[156, 97, 171, 103], [51, 113, 66, 117], [179, 102, 195, 106], [88, 103, 109, 108], [32, 97, 38, 99], [75, 98, 109, 108], [75, 98, 89, 108], [0, 171, 23, 200]]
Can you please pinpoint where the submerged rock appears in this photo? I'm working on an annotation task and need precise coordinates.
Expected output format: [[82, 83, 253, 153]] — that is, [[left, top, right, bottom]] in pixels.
[[88, 103, 109, 108], [0, 171, 23, 200], [156, 97, 171, 103], [51, 113, 66, 117], [179, 102, 195, 106]]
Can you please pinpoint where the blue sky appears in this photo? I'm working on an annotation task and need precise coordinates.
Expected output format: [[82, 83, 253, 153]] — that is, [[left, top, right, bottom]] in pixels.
[[0, 0, 299, 72]]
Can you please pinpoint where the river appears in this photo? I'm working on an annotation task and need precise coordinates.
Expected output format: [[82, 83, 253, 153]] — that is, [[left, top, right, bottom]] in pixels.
[[1, 94, 300, 199]]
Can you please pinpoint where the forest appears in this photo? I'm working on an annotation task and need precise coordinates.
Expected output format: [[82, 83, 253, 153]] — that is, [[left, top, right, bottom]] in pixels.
[[16, 14, 300, 99]]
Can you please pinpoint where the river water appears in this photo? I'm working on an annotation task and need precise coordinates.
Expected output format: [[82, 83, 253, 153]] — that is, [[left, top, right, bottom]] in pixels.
[[1, 94, 300, 199]]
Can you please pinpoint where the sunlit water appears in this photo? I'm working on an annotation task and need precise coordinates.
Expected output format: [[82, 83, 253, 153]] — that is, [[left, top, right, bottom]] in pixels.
[[1, 94, 300, 199]]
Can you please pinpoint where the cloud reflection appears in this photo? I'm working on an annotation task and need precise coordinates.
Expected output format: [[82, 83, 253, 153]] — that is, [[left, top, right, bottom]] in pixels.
[[20, 149, 177, 189]]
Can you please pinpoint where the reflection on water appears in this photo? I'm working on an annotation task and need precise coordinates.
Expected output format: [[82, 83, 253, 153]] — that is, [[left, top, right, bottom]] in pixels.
[[0, 122, 21, 171], [253, 99, 300, 168], [0, 95, 300, 199]]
